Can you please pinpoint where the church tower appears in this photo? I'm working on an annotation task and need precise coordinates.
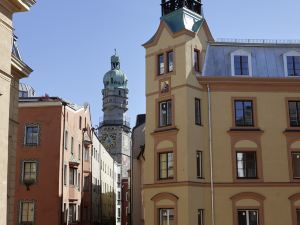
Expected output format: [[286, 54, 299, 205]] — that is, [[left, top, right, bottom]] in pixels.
[[99, 51, 131, 177]]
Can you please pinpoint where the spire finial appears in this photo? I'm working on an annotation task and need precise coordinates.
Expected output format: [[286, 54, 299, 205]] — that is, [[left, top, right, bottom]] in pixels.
[[114, 48, 117, 56]]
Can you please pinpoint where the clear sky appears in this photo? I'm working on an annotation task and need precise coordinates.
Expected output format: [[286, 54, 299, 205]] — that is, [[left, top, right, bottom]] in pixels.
[[14, 0, 300, 127]]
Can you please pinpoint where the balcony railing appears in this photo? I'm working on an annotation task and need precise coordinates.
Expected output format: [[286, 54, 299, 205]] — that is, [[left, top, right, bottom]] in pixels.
[[161, 0, 202, 16]]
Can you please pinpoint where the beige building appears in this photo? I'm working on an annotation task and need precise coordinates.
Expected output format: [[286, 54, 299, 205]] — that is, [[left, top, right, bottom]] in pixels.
[[0, 1, 35, 224], [142, 1, 300, 225]]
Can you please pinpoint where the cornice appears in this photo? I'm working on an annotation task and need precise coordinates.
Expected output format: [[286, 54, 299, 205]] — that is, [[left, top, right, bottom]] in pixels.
[[11, 54, 33, 79]]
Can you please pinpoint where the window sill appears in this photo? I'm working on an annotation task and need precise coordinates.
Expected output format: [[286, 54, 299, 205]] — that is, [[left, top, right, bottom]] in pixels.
[[152, 126, 178, 134], [228, 127, 263, 132], [235, 177, 263, 183], [284, 128, 300, 133]]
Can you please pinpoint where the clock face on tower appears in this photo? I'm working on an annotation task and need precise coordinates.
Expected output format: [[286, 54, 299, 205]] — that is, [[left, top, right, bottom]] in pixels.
[[100, 132, 117, 150]]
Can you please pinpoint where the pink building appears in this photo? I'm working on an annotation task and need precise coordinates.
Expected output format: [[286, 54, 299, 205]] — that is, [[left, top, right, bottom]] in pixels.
[[14, 96, 94, 225]]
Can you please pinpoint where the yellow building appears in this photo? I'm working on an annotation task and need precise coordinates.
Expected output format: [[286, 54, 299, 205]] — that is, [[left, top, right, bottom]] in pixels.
[[142, 1, 300, 225], [0, 1, 35, 224]]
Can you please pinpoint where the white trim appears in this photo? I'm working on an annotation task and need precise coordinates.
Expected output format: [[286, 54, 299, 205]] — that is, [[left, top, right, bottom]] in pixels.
[[283, 50, 300, 77], [231, 49, 252, 77]]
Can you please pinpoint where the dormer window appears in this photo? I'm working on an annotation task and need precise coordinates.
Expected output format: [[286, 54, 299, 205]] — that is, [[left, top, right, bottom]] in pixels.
[[284, 51, 300, 77], [231, 50, 252, 76]]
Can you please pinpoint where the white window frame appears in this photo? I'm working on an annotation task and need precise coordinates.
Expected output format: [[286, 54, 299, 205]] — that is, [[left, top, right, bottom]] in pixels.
[[283, 51, 300, 77], [231, 49, 252, 77]]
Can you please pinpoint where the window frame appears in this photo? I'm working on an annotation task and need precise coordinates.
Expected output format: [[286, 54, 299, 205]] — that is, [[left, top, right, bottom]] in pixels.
[[22, 161, 37, 184], [158, 151, 174, 180], [198, 209, 204, 225], [158, 53, 165, 76], [167, 50, 174, 73], [194, 49, 200, 72], [19, 201, 35, 224], [236, 151, 258, 179], [195, 98, 202, 126], [291, 152, 300, 179], [231, 49, 252, 77], [283, 51, 300, 77], [288, 101, 300, 128], [196, 151, 203, 179], [159, 208, 175, 225], [237, 209, 259, 225], [64, 130, 68, 150], [158, 99, 173, 128], [69, 203, 77, 223], [24, 124, 40, 146], [234, 99, 255, 127]]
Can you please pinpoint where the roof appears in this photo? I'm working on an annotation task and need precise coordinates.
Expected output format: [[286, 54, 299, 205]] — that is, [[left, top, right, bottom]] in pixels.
[[203, 40, 300, 78]]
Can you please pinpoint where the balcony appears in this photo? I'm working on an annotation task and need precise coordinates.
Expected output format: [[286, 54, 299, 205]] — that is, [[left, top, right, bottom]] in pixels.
[[161, 0, 202, 16]]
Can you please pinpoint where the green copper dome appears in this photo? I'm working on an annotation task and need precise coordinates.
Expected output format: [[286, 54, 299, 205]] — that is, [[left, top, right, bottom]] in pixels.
[[103, 52, 128, 89]]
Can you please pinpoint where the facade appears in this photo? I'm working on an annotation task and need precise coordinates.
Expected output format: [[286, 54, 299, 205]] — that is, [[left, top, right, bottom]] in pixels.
[[14, 96, 94, 225], [0, 1, 35, 224], [142, 1, 300, 225], [100, 139, 118, 225], [131, 114, 146, 225], [99, 52, 131, 178], [121, 178, 129, 225], [92, 133, 101, 225], [115, 164, 122, 225]]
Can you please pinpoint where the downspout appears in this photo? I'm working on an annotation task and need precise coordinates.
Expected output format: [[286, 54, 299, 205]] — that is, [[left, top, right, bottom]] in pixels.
[[207, 84, 215, 225], [80, 129, 84, 225], [90, 140, 93, 225], [61, 101, 67, 225]]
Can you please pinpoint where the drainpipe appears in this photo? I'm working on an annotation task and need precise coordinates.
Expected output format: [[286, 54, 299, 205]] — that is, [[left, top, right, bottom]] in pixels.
[[207, 84, 215, 225], [61, 101, 67, 225]]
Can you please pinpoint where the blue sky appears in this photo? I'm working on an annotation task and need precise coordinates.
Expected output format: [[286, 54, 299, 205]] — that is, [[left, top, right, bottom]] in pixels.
[[14, 0, 300, 127]]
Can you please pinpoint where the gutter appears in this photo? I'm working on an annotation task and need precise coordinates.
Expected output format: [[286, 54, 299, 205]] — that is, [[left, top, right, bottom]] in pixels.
[[207, 84, 215, 225], [60, 101, 67, 225]]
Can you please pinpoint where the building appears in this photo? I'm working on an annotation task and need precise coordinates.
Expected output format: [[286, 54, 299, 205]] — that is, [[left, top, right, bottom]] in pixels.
[[131, 114, 146, 225], [92, 132, 101, 225], [100, 138, 118, 225], [99, 52, 131, 178], [142, 1, 300, 225], [115, 163, 122, 225], [14, 96, 94, 225], [121, 178, 129, 225], [0, 1, 35, 224]]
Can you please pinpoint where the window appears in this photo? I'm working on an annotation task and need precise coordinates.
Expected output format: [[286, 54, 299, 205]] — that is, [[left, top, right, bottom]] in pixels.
[[234, 100, 254, 127], [69, 204, 77, 223], [78, 173, 81, 190], [159, 208, 174, 225], [158, 54, 165, 75], [234, 56, 249, 76], [194, 49, 200, 72], [159, 152, 174, 180], [65, 130, 68, 150], [64, 165, 67, 186], [118, 208, 121, 218], [20, 201, 35, 224], [84, 148, 89, 161], [288, 101, 300, 127], [159, 100, 172, 127], [196, 151, 203, 178], [79, 116, 82, 130], [195, 98, 201, 125], [84, 176, 89, 192], [167, 51, 174, 73], [287, 56, 300, 76], [198, 209, 204, 225], [71, 137, 74, 154], [236, 152, 257, 179], [22, 162, 37, 183], [78, 144, 81, 160], [69, 168, 77, 186], [292, 152, 300, 179], [24, 125, 39, 145], [238, 209, 259, 225]]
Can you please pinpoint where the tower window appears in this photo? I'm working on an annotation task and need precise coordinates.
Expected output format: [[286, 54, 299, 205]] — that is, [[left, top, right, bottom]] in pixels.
[[167, 51, 174, 73], [194, 49, 200, 72], [159, 152, 174, 179], [287, 56, 300, 76], [159, 100, 172, 127], [158, 54, 165, 75]]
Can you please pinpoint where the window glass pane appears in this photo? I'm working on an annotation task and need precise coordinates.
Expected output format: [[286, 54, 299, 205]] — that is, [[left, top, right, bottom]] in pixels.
[[292, 152, 300, 178], [237, 152, 257, 178], [168, 51, 174, 72], [160, 209, 174, 225], [158, 54, 164, 75], [234, 55, 249, 75], [195, 99, 201, 125], [167, 101, 172, 126], [238, 210, 247, 225], [289, 101, 300, 127], [249, 210, 259, 225], [159, 100, 172, 127], [168, 153, 174, 178], [194, 50, 200, 72], [25, 125, 39, 145], [160, 153, 167, 179]]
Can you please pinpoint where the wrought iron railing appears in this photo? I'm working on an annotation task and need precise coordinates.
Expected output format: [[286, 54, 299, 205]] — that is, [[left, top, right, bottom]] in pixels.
[[161, 0, 202, 16], [216, 38, 300, 45]]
